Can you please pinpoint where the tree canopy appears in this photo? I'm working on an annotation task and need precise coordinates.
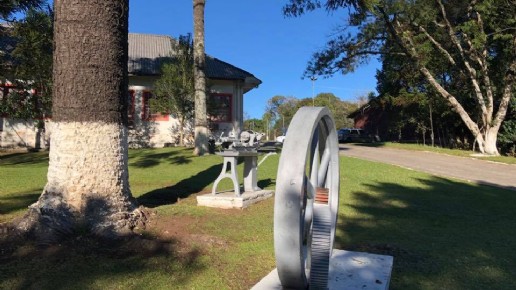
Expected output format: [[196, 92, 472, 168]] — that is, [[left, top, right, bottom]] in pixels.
[[285, 0, 516, 155], [263, 93, 357, 139]]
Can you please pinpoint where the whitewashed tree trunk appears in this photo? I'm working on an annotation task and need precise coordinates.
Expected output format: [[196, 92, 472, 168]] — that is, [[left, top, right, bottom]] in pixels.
[[16, 0, 144, 241], [22, 122, 139, 236], [481, 128, 500, 156]]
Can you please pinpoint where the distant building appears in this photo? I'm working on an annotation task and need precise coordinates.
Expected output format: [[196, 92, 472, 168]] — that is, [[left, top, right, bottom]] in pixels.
[[348, 102, 385, 140], [0, 32, 261, 148]]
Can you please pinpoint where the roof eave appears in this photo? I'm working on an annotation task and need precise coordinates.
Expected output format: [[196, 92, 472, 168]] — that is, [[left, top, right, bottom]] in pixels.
[[243, 76, 262, 94]]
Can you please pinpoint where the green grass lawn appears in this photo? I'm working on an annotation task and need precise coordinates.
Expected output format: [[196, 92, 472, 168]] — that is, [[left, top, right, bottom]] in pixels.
[[355, 141, 516, 164], [1, 148, 516, 289]]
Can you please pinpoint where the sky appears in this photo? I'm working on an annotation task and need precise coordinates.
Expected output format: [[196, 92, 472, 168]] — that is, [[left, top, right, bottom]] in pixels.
[[129, 1, 380, 119]]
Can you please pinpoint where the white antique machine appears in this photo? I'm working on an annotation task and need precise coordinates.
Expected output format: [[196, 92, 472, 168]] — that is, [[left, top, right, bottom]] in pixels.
[[211, 129, 266, 196], [213, 129, 265, 151], [274, 107, 340, 289]]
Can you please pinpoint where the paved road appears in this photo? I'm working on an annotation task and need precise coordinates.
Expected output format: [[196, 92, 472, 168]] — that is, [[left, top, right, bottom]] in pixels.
[[340, 144, 516, 191]]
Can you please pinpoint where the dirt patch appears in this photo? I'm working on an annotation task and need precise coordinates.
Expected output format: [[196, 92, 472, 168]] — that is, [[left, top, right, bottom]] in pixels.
[[0, 227, 178, 263], [0, 206, 230, 264]]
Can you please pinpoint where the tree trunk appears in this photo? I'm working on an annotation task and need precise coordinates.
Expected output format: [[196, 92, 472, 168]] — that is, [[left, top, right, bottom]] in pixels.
[[429, 102, 434, 147], [193, 0, 208, 156], [16, 0, 145, 242], [179, 115, 185, 146], [476, 127, 500, 156]]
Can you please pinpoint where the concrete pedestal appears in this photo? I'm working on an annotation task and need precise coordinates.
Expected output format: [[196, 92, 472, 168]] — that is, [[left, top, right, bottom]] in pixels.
[[252, 249, 393, 290], [197, 190, 274, 209]]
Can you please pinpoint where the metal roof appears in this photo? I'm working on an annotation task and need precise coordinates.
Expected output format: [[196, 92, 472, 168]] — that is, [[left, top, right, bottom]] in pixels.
[[0, 31, 261, 89], [128, 33, 261, 84]]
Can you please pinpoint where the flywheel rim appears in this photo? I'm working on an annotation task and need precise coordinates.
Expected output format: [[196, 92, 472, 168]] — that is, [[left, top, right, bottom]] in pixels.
[[274, 107, 340, 289]]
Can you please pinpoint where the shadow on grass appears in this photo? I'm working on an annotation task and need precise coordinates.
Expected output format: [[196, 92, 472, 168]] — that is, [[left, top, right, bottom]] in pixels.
[[130, 148, 193, 168], [137, 154, 254, 208], [0, 151, 49, 165], [338, 146, 350, 151], [338, 176, 516, 289], [257, 178, 274, 190], [137, 163, 222, 208], [347, 142, 386, 148], [0, 191, 41, 215]]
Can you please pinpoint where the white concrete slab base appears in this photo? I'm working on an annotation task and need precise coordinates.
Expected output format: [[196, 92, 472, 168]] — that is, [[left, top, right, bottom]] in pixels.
[[196, 190, 274, 209], [252, 249, 393, 290]]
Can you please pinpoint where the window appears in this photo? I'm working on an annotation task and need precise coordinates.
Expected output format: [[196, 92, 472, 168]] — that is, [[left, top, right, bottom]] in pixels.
[[141, 91, 152, 121], [141, 91, 169, 121], [208, 93, 232, 123], [0, 84, 42, 119]]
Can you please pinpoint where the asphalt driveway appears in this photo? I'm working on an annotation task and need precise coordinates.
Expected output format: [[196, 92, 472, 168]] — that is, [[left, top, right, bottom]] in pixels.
[[340, 144, 516, 191]]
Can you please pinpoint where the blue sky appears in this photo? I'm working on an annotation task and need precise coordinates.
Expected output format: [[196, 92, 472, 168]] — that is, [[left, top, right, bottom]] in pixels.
[[129, 1, 380, 119]]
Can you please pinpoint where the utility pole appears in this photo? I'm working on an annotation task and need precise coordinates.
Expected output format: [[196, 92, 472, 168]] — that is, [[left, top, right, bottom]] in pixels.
[[310, 76, 317, 106]]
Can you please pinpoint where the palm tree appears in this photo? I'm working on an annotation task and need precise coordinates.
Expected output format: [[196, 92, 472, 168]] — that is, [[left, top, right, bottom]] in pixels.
[[193, 0, 208, 156], [17, 0, 144, 241]]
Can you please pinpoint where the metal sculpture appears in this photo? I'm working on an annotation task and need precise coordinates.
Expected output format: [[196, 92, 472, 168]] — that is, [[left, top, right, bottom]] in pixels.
[[274, 107, 340, 289]]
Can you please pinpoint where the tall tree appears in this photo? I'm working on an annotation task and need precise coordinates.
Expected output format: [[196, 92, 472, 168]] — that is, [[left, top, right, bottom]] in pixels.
[[17, 0, 144, 241], [153, 34, 195, 146], [193, 0, 208, 155], [285, 0, 516, 155], [0, 7, 52, 149], [375, 47, 468, 146]]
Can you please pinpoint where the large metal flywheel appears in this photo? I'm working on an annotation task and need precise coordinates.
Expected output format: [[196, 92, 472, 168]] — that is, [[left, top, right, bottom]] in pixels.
[[274, 107, 340, 289]]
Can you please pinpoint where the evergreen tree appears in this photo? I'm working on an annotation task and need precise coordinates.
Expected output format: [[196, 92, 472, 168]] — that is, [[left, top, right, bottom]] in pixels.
[[0, 7, 52, 120], [153, 34, 195, 146]]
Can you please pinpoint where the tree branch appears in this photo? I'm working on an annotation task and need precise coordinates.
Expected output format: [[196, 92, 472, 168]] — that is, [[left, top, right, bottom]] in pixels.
[[376, 7, 411, 57], [414, 23, 456, 65], [491, 38, 516, 131], [436, 0, 488, 123], [385, 10, 483, 140], [465, 0, 494, 121]]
